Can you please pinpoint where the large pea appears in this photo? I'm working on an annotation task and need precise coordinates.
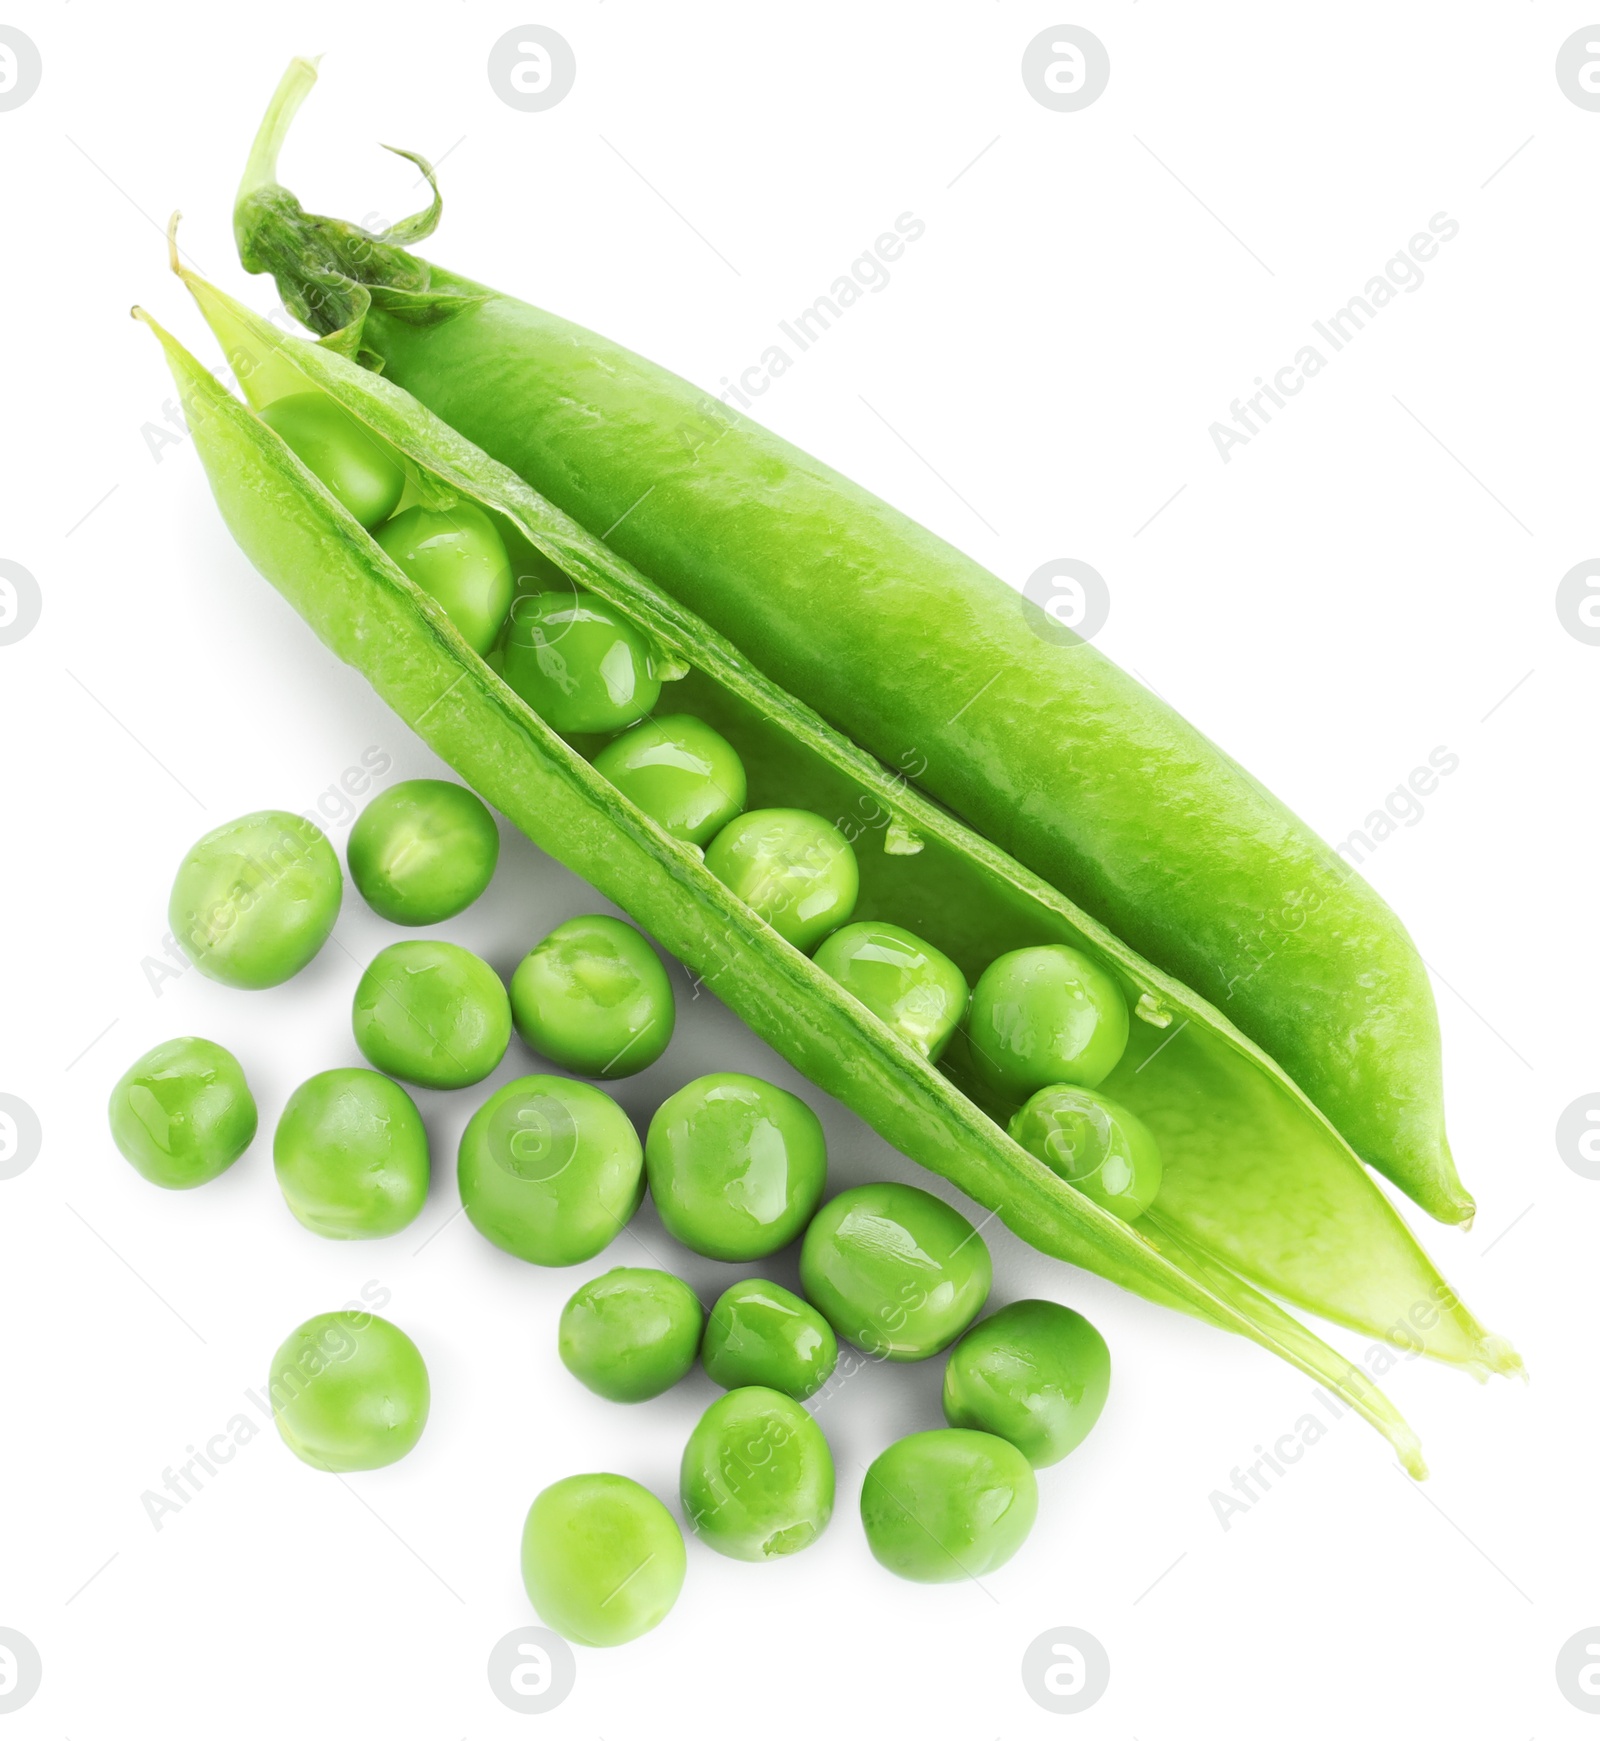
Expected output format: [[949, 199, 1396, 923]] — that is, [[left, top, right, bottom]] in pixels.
[[701, 1279, 838, 1401], [558, 1268, 704, 1402], [813, 921, 969, 1060], [680, 1387, 835, 1562], [351, 940, 511, 1090], [272, 1067, 430, 1239], [510, 915, 675, 1079], [346, 778, 500, 926], [704, 808, 858, 953], [259, 391, 405, 528], [373, 501, 513, 655], [966, 943, 1129, 1099], [108, 1036, 256, 1189], [592, 713, 747, 846], [502, 589, 661, 735], [1009, 1084, 1162, 1222], [860, 1428, 1037, 1582], [267, 1310, 430, 1472]]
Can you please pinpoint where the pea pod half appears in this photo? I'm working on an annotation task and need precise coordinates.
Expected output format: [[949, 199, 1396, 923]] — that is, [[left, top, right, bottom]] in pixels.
[[138, 267, 1518, 1476], [233, 57, 1469, 1226]]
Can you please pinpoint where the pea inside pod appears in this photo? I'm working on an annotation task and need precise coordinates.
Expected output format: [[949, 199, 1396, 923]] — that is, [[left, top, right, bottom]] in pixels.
[[966, 944, 1130, 1100], [1009, 1084, 1163, 1223], [503, 589, 661, 735], [705, 809, 859, 953], [374, 500, 513, 655], [813, 921, 968, 1060], [259, 390, 405, 528], [592, 713, 747, 846]]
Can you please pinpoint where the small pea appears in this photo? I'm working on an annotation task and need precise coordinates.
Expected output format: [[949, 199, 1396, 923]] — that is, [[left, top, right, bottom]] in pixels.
[[258, 391, 406, 529], [108, 1036, 256, 1189], [942, 1299, 1110, 1466], [860, 1428, 1037, 1583], [510, 915, 675, 1079], [169, 810, 342, 989], [813, 921, 969, 1060], [272, 1068, 430, 1239], [374, 501, 514, 655], [458, 1075, 644, 1266], [645, 1073, 827, 1261], [1009, 1084, 1162, 1222], [351, 940, 511, 1090], [267, 1310, 430, 1472], [521, 1473, 686, 1648], [701, 1279, 838, 1401], [559, 1267, 704, 1402], [800, 1181, 991, 1360], [591, 713, 747, 845], [346, 779, 500, 925], [680, 1387, 835, 1562], [704, 808, 859, 953], [966, 943, 1129, 1100], [502, 589, 661, 735]]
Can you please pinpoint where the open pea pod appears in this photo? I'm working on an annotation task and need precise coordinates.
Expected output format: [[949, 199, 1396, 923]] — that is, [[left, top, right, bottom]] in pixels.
[[139, 271, 1518, 1478]]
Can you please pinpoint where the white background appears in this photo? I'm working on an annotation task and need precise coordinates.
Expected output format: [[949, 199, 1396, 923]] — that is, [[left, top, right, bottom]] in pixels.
[[1, 3, 1592, 1735]]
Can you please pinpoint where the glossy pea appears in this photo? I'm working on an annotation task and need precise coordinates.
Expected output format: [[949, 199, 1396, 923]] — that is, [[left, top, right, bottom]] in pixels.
[[559, 1268, 703, 1402], [645, 1073, 827, 1261], [942, 1299, 1111, 1466], [510, 915, 674, 1079], [966, 943, 1129, 1100], [701, 1279, 838, 1401], [272, 1067, 429, 1239], [860, 1428, 1037, 1583], [521, 1473, 686, 1648], [680, 1387, 835, 1562], [346, 778, 500, 924], [800, 1181, 991, 1360], [267, 1310, 429, 1472], [704, 809, 858, 952], [591, 713, 747, 846], [373, 500, 513, 655], [813, 921, 969, 1060], [1009, 1084, 1163, 1222], [258, 391, 405, 528], [502, 589, 660, 735], [169, 810, 342, 989], [351, 939, 511, 1089], [108, 1036, 256, 1189], [458, 1074, 644, 1265]]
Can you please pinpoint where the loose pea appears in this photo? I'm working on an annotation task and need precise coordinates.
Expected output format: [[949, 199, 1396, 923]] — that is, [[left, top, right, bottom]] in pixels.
[[701, 1279, 838, 1401], [272, 1068, 429, 1239], [351, 939, 511, 1089], [346, 779, 500, 925], [169, 810, 342, 989], [942, 1299, 1110, 1466], [559, 1268, 704, 1402], [1009, 1084, 1162, 1222], [704, 808, 858, 952], [645, 1073, 827, 1260], [373, 500, 513, 655], [502, 589, 661, 735], [800, 1181, 991, 1360], [458, 1075, 644, 1265], [966, 943, 1129, 1100], [107, 1036, 256, 1189], [813, 921, 969, 1060], [860, 1428, 1037, 1582], [521, 1473, 686, 1647], [680, 1387, 835, 1562], [591, 713, 747, 846], [258, 391, 406, 528], [267, 1310, 430, 1472], [510, 915, 675, 1079]]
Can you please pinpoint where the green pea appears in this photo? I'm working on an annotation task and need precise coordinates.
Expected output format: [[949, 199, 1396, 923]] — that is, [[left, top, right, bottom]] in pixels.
[[813, 921, 969, 1060], [169, 810, 342, 989], [510, 915, 675, 1079], [258, 391, 406, 529], [701, 1279, 838, 1401], [859, 1428, 1037, 1583], [704, 809, 858, 953], [591, 713, 747, 846], [966, 943, 1129, 1100], [351, 940, 511, 1089], [346, 779, 500, 925], [458, 1075, 644, 1265], [942, 1300, 1110, 1466], [272, 1068, 429, 1239], [108, 1036, 256, 1189], [645, 1073, 827, 1261], [680, 1387, 835, 1562], [502, 589, 661, 735], [1009, 1084, 1162, 1222], [373, 501, 513, 655], [800, 1181, 991, 1360], [521, 1473, 686, 1648], [558, 1267, 703, 1402], [267, 1310, 429, 1472]]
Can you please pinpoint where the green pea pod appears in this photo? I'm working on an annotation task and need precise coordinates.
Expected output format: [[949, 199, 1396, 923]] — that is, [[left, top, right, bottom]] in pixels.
[[138, 268, 1519, 1476], [233, 58, 1470, 1226]]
